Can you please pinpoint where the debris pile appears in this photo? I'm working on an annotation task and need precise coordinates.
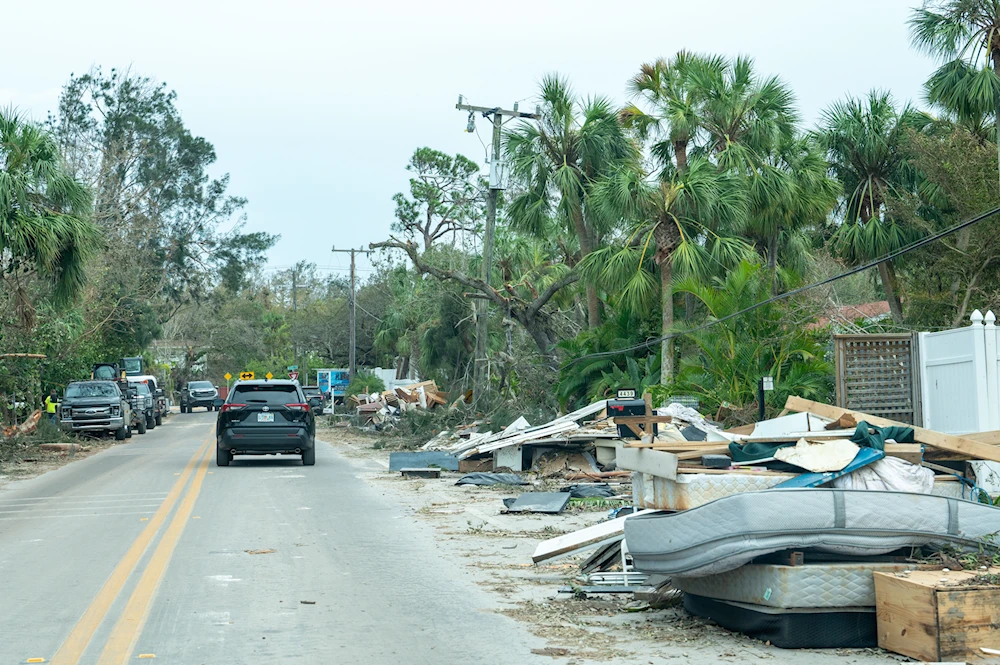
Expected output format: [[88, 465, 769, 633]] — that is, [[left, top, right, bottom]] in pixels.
[[2, 410, 41, 438], [352, 380, 450, 425], [527, 394, 1000, 657]]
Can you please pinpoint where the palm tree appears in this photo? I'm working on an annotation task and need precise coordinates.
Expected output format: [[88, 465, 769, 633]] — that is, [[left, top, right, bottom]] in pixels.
[[749, 137, 840, 290], [819, 91, 924, 323], [583, 157, 750, 380], [910, 0, 1000, 183], [0, 109, 98, 323], [505, 75, 638, 328], [683, 56, 818, 287], [619, 51, 713, 173], [689, 55, 798, 170]]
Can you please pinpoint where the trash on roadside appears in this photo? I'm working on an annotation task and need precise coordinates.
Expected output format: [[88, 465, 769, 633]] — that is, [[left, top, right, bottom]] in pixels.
[[502, 491, 571, 514], [455, 472, 528, 486]]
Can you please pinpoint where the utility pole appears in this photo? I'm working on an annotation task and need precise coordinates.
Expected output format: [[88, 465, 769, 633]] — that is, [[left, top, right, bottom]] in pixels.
[[332, 247, 370, 378], [292, 266, 298, 374], [455, 96, 540, 399]]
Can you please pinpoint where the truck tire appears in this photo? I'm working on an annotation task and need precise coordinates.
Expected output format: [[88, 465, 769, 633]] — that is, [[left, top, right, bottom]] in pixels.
[[216, 447, 230, 466], [147, 414, 156, 429], [137, 418, 147, 434], [302, 447, 315, 466], [155, 413, 162, 426], [115, 426, 127, 441]]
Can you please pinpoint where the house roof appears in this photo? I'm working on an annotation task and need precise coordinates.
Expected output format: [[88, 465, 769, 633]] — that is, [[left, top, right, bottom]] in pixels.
[[809, 301, 891, 329]]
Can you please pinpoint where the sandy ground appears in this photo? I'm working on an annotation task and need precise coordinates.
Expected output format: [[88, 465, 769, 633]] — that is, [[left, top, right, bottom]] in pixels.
[[0, 438, 119, 489], [321, 426, 903, 664]]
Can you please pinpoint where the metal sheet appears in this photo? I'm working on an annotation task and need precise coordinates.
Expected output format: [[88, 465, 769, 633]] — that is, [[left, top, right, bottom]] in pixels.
[[388, 451, 459, 471], [505, 491, 570, 514]]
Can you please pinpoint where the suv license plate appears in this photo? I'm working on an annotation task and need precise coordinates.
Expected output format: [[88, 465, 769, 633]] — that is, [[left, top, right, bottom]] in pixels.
[[257, 413, 274, 423]]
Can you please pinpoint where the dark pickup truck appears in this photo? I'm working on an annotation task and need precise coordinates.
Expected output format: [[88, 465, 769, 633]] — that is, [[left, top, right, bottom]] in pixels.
[[60, 380, 134, 440]]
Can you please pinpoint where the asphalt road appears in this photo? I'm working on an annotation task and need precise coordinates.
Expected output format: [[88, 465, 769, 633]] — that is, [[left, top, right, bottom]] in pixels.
[[0, 412, 549, 664]]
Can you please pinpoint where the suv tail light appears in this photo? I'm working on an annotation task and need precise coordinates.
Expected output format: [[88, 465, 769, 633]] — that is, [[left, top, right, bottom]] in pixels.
[[286, 403, 310, 412], [221, 403, 246, 413]]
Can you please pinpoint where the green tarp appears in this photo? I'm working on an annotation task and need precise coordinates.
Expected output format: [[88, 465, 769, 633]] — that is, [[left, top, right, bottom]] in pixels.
[[728, 421, 916, 471]]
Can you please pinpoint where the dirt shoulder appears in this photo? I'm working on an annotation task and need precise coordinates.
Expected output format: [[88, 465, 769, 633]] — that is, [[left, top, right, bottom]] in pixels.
[[0, 438, 119, 491], [320, 427, 897, 665]]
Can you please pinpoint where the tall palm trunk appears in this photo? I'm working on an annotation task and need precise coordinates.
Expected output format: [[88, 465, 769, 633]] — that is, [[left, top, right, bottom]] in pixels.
[[571, 206, 601, 328], [660, 258, 674, 381], [655, 220, 682, 384], [674, 140, 689, 173], [993, 52, 1000, 190], [767, 232, 779, 295], [877, 260, 904, 323]]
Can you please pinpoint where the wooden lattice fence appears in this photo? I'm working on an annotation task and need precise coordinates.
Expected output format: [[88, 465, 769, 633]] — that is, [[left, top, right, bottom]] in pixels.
[[834, 334, 921, 425]]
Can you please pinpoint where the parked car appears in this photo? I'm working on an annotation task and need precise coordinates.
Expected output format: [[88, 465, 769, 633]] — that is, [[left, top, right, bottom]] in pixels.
[[181, 380, 219, 413], [214, 379, 316, 467], [60, 380, 134, 440], [130, 374, 166, 425], [301, 385, 326, 415], [128, 379, 156, 431]]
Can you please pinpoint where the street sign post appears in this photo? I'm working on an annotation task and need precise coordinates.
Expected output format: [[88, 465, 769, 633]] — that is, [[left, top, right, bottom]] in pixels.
[[287, 365, 298, 371], [289, 371, 299, 381], [224, 372, 232, 381], [264, 372, 273, 380]]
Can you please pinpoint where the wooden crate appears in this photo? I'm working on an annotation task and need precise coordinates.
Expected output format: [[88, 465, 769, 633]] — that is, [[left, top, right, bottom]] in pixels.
[[874, 568, 1000, 662]]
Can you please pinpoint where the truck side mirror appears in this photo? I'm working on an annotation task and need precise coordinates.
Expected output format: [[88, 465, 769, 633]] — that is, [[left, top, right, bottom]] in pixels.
[[213, 398, 224, 408], [308, 396, 321, 407]]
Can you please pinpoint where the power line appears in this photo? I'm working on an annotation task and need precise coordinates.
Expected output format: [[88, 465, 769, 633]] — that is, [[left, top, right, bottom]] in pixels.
[[571, 204, 1000, 365]]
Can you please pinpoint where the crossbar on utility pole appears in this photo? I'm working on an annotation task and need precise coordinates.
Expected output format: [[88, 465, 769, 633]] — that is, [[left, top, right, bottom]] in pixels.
[[456, 96, 540, 401], [332, 247, 371, 379]]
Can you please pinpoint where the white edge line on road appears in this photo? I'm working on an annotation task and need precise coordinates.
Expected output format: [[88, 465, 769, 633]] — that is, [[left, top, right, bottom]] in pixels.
[[0, 511, 157, 521], [0, 503, 165, 514]]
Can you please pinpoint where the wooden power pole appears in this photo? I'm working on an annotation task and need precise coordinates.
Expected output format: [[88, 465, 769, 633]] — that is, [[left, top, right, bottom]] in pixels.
[[455, 97, 540, 399], [332, 247, 370, 378]]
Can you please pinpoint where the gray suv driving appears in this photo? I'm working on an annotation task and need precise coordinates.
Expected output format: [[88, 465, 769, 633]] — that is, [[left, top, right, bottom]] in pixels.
[[181, 380, 219, 413]]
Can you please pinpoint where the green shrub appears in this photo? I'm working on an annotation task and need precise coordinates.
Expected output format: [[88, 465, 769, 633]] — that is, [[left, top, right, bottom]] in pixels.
[[345, 371, 386, 397]]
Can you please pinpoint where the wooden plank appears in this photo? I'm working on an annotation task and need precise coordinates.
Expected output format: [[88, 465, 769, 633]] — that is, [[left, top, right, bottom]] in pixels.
[[675, 446, 730, 461], [613, 416, 675, 425], [965, 430, 1000, 444], [616, 447, 678, 480], [874, 572, 939, 662], [531, 509, 659, 563], [785, 396, 1000, 463], [675, 467, 791, 477], [885, 443, 923, 465]]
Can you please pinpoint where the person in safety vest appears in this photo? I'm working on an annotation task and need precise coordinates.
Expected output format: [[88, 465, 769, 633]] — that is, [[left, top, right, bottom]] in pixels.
[[44, 389, 58, 425]]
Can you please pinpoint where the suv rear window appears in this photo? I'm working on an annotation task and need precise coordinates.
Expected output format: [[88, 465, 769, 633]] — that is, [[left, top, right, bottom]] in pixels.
[[189, 381, 214, 390], [231, 385, 301, 405]]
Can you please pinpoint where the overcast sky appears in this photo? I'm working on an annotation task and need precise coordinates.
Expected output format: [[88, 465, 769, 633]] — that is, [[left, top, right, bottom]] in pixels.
[[1, 0, 936, 280]]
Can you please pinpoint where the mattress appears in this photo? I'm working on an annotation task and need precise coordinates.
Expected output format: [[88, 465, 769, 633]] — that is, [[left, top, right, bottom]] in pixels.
[[624, 488, 1000, 577], [683, 593, 876, 648], [631, 471, 968, 511], [672, 561, 917, 608]]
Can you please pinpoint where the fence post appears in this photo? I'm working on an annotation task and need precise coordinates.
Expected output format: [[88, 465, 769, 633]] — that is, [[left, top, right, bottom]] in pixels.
[[985, 310, 1000, 431]]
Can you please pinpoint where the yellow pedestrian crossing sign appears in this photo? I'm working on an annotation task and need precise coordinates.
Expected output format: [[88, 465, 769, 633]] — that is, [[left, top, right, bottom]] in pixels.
[[239, 371, 254, 380], [224, 372, 232, 381], [264, 372, 273, 380]]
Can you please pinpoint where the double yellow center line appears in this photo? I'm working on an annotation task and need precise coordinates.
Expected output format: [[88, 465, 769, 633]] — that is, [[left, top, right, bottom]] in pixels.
[[50, 435, 214, 665]]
